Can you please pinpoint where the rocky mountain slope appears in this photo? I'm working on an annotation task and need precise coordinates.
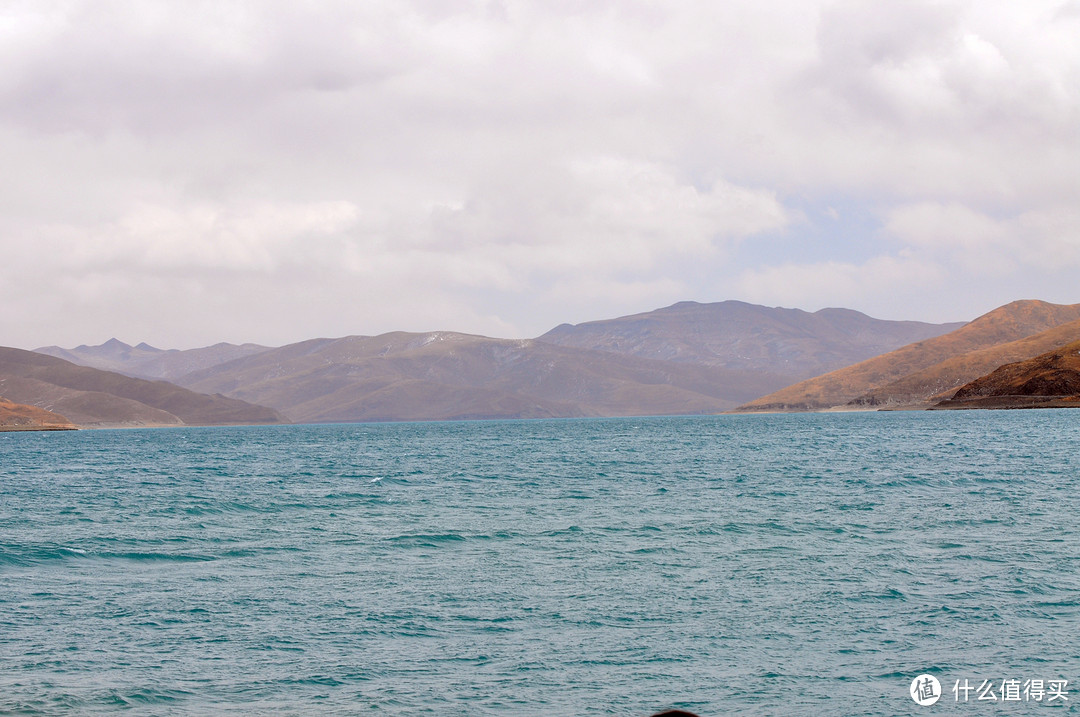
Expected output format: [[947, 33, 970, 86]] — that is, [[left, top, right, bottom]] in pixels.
[[934, 339, 1080, 410], [847, 317, 1080, 407], [735, 300, 1080, 411], [0, 347, 287, 427], [179, 331, 789, 423], [0, 397, 76, 431]]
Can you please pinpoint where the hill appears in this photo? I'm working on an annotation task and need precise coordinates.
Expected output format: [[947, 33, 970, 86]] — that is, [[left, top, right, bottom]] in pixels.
[[934, 339, 1080, 410], [537, 300, 963, 382], [0, 397, 76, 431], [735, 300, 1080, 412], [34, 338, 271, 382], [848, 318, 1080, 407], [179, 331, 790, 423], [0, 347, 287, 427]]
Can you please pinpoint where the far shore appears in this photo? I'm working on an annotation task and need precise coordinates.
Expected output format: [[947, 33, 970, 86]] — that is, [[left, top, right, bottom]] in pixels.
[[0, 425, 79, 432], [723, 405, 883, 415]]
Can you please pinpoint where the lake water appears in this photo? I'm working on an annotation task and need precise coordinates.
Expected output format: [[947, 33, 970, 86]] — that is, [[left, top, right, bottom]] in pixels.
[[2, 411, 1078, 715]]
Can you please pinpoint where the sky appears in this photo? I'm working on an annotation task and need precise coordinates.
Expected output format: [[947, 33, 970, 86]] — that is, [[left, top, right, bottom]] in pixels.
[[2, 0, 1078, 350]]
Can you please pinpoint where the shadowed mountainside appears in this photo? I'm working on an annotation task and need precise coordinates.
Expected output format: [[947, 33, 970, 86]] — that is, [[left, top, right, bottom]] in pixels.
[[0, 347, 287, 427], [0, 397, 77, 431], [34, 338, 271, 382], [537, 300, 965, 381], [735, 300, 1080, 412], [934, 339, 1080, 410], [178, 331, 791, 423]]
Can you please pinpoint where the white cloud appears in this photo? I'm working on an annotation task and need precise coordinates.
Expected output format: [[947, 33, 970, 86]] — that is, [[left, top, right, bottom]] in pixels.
[[771, 0, 1080, 202], [400, 157, 788, 284], [733, 255, 949, 318], [885, 201, 1080, 274], [110, 201, 361, 271], [730, 198, 1080, 325], [885, 201, 1009, 251], [9, 201, 362, 277], [0, 0, 1078, 348]]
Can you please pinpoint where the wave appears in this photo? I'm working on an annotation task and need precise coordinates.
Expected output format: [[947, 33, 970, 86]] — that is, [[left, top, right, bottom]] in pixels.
[[0, 544, 216, 566], [385, 532, 469, 548], [0, 545, 88, 567]]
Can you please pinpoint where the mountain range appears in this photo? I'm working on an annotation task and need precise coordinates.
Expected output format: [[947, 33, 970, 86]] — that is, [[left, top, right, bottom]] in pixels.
[[34, 339, 270, 382], [6, 298, 1080, 428], [23, 301, 963, 424], [175, 331, 789, 423]]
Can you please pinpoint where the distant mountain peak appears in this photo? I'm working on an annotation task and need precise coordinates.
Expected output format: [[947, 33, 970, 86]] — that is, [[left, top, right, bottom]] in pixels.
[[814, 307, 865, 318], [32, 340, 273, 383], [537, 299, 963, 381]]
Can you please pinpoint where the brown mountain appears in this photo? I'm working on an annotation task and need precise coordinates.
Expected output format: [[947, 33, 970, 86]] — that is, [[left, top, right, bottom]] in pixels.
[[0, 397, 76, 431], [0, 347, 287, 427], [179, 331, 789, 423], [735, 300, 1080, 412], [537, 300, 964, 383], [848, 318, 1080, 408], [934, 339, 1080, 410], [34, 338, 271, 382]]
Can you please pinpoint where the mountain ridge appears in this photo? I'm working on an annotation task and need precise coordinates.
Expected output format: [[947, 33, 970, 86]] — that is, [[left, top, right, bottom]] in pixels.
[[177, 330, 793, 423], [34, 339, 272, 382]]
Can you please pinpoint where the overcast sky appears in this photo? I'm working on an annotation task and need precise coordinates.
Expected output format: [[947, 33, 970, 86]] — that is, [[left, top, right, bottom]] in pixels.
[[2, 0, 1078, 349]]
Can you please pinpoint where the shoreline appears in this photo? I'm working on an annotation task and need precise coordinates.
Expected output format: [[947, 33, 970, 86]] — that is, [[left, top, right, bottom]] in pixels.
[[0, 425, 79, 432]]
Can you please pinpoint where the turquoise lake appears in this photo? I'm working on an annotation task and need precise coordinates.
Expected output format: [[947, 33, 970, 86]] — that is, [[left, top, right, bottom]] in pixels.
[[2, 411, 1078, 715]]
